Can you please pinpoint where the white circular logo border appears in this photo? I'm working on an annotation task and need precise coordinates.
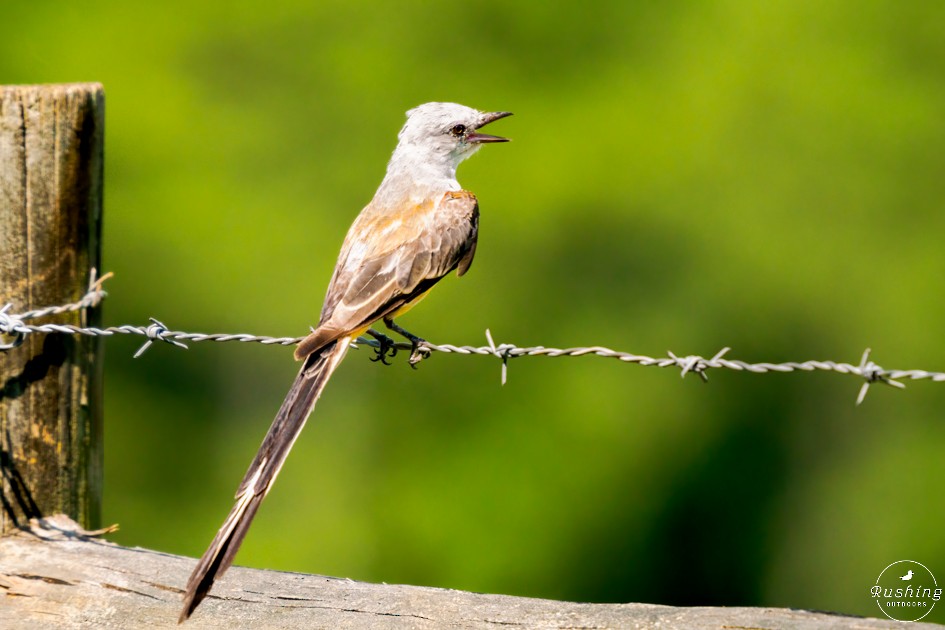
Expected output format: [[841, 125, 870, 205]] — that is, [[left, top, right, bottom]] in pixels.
[[874, 559, 938, 623]]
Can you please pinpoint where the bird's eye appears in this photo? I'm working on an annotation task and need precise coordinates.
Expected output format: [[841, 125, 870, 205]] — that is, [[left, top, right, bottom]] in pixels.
[[449, 124, 467, 137]]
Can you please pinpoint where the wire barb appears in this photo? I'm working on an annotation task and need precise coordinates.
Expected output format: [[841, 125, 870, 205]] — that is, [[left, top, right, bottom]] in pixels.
[[855, 348, 906, 405], [134, 318, 190, 358], [485, 329, 515, 385], [1, 271, 943, 404], [667, 350, 709, 382]]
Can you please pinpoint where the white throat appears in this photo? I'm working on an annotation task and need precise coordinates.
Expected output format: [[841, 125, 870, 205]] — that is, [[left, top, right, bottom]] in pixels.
[[374, 141, 477, 206]]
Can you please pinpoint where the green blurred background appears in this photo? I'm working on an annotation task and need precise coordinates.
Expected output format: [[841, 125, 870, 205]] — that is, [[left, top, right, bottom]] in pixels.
[[4, 0, 945, 622]]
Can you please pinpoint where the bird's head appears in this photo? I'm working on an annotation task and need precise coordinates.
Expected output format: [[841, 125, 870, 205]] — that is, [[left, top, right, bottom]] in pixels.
[[396, 102, 512, 168]]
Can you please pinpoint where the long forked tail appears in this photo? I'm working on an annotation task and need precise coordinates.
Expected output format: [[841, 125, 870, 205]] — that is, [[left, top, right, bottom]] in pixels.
[[179, 337, 350, 622]]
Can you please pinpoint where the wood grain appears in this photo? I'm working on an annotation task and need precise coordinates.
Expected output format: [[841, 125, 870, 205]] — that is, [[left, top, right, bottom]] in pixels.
[[0, 83, 104, 534], [0, 515, 923, 630]]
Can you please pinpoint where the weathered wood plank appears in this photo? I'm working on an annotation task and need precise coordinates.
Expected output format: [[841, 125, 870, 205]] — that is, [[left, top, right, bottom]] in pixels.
[[0, 515, 930, 629], [0, 83, 104, 534]]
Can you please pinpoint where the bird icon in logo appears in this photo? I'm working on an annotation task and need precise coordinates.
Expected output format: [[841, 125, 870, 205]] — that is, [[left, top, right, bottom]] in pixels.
[[901, 570, 914, 581]]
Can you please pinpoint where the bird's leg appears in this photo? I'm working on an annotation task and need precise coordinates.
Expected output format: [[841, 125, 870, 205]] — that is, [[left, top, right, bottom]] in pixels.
[[366, 328, 397, 365], [383, 317, 431, 367]]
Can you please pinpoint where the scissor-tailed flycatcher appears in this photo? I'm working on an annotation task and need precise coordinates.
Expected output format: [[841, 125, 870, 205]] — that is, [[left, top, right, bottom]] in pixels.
[[180, 102, 511, 621]]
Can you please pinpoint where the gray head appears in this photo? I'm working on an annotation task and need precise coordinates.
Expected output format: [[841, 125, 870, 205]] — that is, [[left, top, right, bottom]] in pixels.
[[375, 102, 510, 201], [396, 102, 512, 165]]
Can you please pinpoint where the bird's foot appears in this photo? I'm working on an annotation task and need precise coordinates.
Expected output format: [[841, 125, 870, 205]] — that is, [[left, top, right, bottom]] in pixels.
[[367, 329, 397, 366], [383, 318, 431, 368], [407, 340, 432, 368]]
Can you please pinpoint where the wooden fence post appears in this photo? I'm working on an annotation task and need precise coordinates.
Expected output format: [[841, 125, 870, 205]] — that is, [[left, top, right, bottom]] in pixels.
[[0, 83, 104, 534]]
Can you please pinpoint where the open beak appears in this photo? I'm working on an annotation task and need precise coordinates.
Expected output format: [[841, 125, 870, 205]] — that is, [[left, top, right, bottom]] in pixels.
[[468, 111, 512, 143]]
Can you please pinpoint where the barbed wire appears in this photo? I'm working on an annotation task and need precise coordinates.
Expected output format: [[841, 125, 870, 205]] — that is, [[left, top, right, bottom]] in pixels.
[[2, 270, 944, 404]]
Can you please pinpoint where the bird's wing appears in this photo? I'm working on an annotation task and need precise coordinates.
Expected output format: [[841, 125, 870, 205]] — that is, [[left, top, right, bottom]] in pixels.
[[295, 191, 478, 359]]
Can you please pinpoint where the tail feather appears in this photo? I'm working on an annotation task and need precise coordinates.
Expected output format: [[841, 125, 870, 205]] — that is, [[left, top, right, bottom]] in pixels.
[[179, 338, 350, 622]]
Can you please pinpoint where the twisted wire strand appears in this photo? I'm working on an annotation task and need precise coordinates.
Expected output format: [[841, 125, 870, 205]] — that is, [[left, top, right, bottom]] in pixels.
[[16, 269, 111, 321], [2, 271, 943, 403]]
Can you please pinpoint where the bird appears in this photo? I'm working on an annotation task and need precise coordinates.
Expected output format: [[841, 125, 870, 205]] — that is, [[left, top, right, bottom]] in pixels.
[[179, 102, 511, 622], [901, 570, 914, 581]]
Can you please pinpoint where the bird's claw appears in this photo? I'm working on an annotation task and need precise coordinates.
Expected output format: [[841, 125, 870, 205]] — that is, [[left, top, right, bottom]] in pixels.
[[408, 341, 431, 368], [381, 318, 430, 368], [368, 330, 397, 366]]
